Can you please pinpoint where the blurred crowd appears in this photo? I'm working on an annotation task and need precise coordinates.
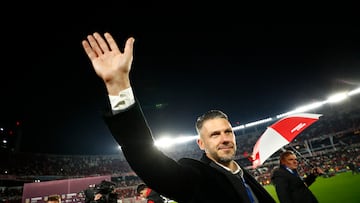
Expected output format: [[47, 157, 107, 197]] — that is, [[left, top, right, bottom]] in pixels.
[[1, 97, 359, 202]]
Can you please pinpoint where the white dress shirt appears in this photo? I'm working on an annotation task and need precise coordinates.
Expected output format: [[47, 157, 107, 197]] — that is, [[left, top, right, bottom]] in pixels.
[[108, 87, 135, 114]]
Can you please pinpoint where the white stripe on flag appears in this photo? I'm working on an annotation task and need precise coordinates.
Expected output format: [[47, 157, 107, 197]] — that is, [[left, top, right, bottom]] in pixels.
[[258, 127, 289, 165]]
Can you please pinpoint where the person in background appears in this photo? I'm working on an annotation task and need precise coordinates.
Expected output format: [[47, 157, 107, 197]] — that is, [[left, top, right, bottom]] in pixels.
[[271, 150, 324, 203], [81, 31, 276, 203], [348, 161, 359, 175], [137, 183, 165, 203], [46, 194, 61, 203], [84, 180, 118, 203]]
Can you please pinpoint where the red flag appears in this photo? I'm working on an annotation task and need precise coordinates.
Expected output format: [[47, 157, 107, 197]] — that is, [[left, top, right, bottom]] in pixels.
[[251, 113, 322, 169]]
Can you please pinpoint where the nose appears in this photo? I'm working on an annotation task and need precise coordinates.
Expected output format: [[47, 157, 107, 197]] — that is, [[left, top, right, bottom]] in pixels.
[[220, 131, 234, 142]]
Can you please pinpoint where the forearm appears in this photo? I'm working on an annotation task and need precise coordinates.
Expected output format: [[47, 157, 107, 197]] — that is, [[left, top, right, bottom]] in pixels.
[[104, 100, 153, 146], [105, 75, 131, 96], [103, 101, 194, 200], [303, 173, 317, 187]]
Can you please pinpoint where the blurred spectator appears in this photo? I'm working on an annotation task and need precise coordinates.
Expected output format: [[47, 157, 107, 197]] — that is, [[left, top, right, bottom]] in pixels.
[[46, 194, 61, 203], [136, 183, 165, 203]]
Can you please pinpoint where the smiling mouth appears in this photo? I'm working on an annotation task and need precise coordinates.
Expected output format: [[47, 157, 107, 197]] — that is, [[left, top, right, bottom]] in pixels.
[[219, 146, 233, 151]]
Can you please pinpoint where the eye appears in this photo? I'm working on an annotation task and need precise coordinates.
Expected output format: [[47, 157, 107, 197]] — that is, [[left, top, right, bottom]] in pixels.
[[225, 129, 233, 134], [210, 132, 220, 137]]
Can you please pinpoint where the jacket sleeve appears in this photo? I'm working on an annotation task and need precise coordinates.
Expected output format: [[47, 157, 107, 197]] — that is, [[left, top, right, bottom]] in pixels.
[[103, 101, 198, 201], [303, 173, 317, 187]]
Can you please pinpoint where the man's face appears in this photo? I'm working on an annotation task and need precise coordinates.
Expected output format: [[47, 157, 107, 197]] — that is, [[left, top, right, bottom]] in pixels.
[[47, 196, 61, 203], [139, 188, 148, 198], [197, 118, 236, 164], [94, 193, 103, 201], [282, 154, 298, 170]]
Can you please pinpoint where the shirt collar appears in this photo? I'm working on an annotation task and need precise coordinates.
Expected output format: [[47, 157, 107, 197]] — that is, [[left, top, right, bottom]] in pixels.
[[214, 160, 241, 174]]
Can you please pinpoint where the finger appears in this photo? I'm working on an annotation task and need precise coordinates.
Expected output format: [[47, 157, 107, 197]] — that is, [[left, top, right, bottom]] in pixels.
[[82, 40, 98, 61], [123, 37, 135, 58], [87, 33, 104, 57], [104, 32, 120, 52], [94, 32, 111, 53]]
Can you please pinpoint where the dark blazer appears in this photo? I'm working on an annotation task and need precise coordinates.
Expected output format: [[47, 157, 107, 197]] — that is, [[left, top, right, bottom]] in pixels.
[[104, 102, 276, 203], [271, 166, 318, 203]]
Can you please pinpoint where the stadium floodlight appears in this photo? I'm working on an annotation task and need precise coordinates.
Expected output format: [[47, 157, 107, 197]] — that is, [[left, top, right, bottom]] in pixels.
[[244, 117, 273, 128], [348, 87, 360, 96], [325, 92, 348, 103], [155, 134, 198, 148], [153, 86, 360, 148], [232, 124, 245, 131], [294, 101, 325, 112], [276, 101, 325, 119]]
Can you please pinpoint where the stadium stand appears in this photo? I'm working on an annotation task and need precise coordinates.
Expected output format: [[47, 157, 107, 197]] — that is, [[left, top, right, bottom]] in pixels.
[[1, 95, 359, 202]]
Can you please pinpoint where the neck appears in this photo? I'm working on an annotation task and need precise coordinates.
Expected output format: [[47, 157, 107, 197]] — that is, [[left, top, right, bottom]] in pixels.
[[218, 160, 239, 172]]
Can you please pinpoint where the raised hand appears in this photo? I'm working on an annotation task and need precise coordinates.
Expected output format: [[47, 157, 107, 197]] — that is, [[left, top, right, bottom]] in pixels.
[[82, 32, 135, 95]]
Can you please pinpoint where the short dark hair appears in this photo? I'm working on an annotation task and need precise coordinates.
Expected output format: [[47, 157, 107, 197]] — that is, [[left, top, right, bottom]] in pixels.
[[196, 110, 228, 133], [279, 150, 295, 164], [47, 195, 61, 202], [136, 183, 148, 194]]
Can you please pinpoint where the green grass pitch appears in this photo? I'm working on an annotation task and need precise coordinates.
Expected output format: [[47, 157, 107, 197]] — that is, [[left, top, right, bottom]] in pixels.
[[166, 171, 360, 203], [264, 171, 360, 203]]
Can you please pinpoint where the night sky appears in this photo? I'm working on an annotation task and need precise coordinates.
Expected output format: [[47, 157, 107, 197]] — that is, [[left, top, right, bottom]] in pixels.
[[1, 10, 359, 155]]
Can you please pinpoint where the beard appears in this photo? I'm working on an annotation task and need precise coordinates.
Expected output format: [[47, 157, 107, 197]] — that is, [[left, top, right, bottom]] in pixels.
[[206, 147, 236, 164], [218, 153, 235, 164]]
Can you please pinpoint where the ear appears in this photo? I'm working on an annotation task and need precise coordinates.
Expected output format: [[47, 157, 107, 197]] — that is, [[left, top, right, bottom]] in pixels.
[[197, 138, 205, 150]]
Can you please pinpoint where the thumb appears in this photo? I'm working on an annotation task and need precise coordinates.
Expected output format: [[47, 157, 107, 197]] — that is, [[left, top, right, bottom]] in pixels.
[[124, 37, 135, 57]]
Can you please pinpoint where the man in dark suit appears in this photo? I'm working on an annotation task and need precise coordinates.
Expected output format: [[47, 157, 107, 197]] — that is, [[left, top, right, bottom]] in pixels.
[[82, 32, 276, 203], [271, 150, 324, 203]]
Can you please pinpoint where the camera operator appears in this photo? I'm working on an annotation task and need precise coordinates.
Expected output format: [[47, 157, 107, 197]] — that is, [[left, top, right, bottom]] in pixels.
[[84, 180, 118, 203]]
